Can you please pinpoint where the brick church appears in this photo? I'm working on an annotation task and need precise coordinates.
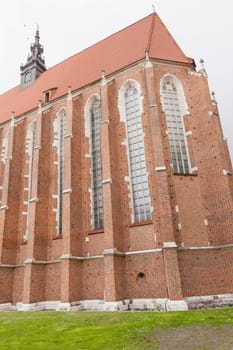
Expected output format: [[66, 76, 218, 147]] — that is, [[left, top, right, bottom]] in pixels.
[[0, 12, 232, 311]]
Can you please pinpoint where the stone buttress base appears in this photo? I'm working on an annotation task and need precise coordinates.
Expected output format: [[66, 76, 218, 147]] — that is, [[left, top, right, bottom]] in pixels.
[[1, 294, 233, 312]]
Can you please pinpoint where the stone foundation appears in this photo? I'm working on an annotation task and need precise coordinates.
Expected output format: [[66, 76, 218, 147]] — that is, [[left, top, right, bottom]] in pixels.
[[2, 295, 233, 312], [0, 294, 233, 311], [185, 294, 233, 310]]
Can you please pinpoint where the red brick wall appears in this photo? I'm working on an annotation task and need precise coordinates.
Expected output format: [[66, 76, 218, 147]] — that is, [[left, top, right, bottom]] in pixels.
[[173, 175, 208, 246], [45, 263, 61, 301], [84, 232, 105, 256], [178, 248, 233, 297], [12, 266, 24, 303], [82, 259, 104, 300], [69, 259, 83, 301], [114, 255, 127, 300], [125, 252, 167, 299], [0, 59, 232, 306], [2, 122, 25, 265], [29, 264, 46, 303], [70, 97, 83, 256], [128, 224, 156, 251], [0, 268, 13, 303]]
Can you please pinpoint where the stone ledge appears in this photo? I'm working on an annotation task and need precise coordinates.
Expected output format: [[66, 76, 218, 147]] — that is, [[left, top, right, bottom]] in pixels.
[[178, 244, 233, 251], [0, 303, 17, 311], [2, 295, 233, 312], [16, 301, 60, 311], [165, 299, 188, 311], [185, 294, 233, 310], [163, 242, 177, 248], [128, 298, 167, 311], [1, 298, 189, 312]]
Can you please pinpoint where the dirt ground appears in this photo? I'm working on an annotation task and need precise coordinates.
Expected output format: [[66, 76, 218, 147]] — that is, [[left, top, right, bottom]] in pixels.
[[149, 325, 233, 350]]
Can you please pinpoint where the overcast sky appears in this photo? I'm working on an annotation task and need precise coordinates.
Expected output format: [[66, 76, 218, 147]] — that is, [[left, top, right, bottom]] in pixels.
[[0, 0, 232, 160]]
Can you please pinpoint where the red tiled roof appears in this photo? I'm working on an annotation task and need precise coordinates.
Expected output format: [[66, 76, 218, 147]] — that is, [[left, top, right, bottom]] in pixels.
[[0, 13, 193, 123]]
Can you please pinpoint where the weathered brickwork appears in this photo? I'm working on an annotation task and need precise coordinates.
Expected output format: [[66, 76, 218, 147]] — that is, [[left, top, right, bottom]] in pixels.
[[0, 268, 14, 303], [179, 248, 233, 297], [0, 13, 232, 311], [125, 253, 167, 299]]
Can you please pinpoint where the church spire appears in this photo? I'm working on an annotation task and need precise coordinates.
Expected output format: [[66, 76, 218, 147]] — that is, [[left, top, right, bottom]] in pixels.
[[20, 26, 46, 88]]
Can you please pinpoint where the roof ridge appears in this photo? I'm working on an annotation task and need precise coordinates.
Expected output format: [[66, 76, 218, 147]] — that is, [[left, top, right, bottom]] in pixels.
[[147, 12, 156, 53], [156, 13, 190, 61], [46, 12, 154, 73], [1, 13, 154, 94], [0, 12, 193, 123]]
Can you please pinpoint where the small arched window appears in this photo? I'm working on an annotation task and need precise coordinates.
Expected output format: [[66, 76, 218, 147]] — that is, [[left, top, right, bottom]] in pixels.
[[119, 80, 151, 223], [161, 76, 190, 174], [24, 71, 32, 84]]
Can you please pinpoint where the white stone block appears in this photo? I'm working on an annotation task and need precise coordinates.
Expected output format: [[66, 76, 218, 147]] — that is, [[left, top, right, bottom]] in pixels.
[[166, 299, 188, 311]]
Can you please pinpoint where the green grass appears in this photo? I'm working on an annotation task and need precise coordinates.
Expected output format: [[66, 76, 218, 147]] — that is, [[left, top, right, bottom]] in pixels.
[[0, 308, 232, 349]]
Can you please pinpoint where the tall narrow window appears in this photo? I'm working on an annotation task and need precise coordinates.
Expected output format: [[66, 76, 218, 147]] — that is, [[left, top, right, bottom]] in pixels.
[[1, 132, 9, 164], [123, 81, 151, 223], [90, 98, 103, 229], [28, 121, 36, 197], [23, 120, 36, 240], [0, 131, 9, 207], [57, 110, 66, 235], [161, 77, 190, 174]]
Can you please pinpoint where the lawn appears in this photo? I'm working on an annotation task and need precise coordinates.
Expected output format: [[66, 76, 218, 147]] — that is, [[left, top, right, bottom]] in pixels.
[[0, 308, 233, 349]]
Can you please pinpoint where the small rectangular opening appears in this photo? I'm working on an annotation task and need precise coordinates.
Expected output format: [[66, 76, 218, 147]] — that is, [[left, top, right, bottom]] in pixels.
[[45, 92, 50, 103]]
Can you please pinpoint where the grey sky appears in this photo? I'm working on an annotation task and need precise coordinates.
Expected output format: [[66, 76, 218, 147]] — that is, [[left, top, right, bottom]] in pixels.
[[0, 0, 232, 160]]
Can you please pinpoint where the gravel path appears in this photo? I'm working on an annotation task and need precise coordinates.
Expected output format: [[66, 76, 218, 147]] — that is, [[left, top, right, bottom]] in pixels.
[[152, 325, 233, 350]]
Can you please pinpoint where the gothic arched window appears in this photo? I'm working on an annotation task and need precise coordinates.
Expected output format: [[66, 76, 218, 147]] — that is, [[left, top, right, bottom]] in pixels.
[[57, 110, 66, 235], [0, 131, 9, 207], [161, 76, 190, 174], [0, 131, 9, 164], [23, 120, 36, 240], [119, 80, 151, 223], [90, 97, 103, 230]]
